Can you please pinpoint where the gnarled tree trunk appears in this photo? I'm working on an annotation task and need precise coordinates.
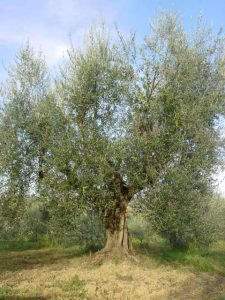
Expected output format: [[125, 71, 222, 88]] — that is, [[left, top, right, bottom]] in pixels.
[[101, 173, 134, 256], [104, 201, 133, 255]]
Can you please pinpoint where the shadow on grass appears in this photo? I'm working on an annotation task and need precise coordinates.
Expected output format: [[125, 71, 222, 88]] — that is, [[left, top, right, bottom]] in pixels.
[[168, 273, 225, 299], [0, 241, 45, 253], [0, 297, 47, 300], [0, 241, 101, 272]]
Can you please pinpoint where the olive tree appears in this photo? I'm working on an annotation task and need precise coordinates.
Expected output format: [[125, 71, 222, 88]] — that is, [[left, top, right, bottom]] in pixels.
[[51, 13, 225, 254], [0, 43, 52, 234], [1, 12, 225, 255]]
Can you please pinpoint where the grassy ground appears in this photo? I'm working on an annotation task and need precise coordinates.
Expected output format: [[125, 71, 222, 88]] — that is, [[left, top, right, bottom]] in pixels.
[[0, 240, 225, 299]]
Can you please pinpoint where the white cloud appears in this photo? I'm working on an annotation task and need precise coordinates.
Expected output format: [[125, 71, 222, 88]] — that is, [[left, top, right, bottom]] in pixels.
[[0, 0, 121, 67], [0, 28, 68, 66]]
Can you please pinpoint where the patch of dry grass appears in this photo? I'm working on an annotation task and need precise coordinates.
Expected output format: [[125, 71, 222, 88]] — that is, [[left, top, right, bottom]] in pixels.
[[0, 245, 225, 299]]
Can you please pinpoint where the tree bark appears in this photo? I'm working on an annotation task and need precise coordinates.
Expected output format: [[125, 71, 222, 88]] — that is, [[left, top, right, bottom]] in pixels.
[[104, 208, 133, 255], [102, 173, 134, 256]]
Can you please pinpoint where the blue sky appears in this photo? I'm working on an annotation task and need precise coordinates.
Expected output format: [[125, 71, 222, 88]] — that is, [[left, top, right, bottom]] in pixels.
[[1, 0, 225, 74], [1, 0, 225, 194]]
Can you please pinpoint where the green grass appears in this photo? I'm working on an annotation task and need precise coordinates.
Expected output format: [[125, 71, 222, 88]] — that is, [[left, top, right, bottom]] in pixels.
[[0, 239, 101, 260], [0, 286, 13, 297], [55, 275, 86, 299], [0, 240, 45, 252], [135, 239, 225, 276], [160, 242, 225, 275]]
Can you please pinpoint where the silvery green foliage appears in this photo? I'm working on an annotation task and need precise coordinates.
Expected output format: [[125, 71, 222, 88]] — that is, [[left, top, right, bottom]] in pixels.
[[51, 25, 136, 213], [0, 43, 52, 232], [0, 43, 50, 193], [130, 13, 225, 248], [18, 198, 48, 241]]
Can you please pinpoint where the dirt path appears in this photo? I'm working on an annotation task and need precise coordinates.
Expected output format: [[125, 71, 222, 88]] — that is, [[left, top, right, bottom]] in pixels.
[[0, 248, 225, 299]]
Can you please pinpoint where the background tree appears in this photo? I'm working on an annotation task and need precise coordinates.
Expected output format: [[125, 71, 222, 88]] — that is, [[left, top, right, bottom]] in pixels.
[[0, 43, 52, 236]]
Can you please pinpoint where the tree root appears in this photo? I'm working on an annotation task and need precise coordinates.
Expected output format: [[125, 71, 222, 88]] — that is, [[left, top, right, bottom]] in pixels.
[[85, 247, 139, 266]]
